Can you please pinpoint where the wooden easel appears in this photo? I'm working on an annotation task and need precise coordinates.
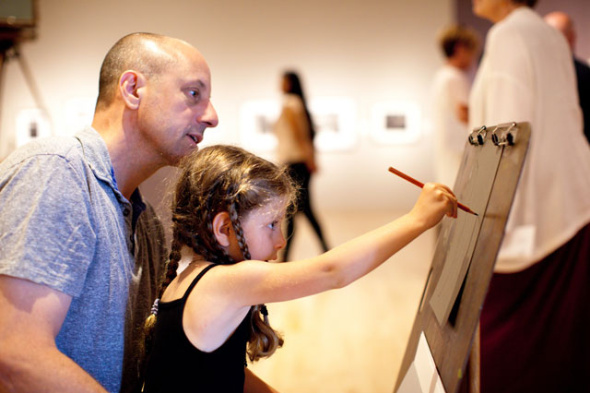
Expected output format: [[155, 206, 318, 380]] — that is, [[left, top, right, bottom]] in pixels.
[[395, 122, 531, 393]]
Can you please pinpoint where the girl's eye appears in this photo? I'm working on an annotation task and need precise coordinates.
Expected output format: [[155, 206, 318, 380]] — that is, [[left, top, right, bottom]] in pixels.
[[268, 221, 278, 230]]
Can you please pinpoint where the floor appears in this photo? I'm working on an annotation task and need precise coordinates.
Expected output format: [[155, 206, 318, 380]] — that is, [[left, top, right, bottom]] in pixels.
[[248, 209, 438, 393]]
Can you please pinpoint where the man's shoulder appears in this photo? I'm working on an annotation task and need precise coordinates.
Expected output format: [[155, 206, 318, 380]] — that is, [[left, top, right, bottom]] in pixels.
[[1, 135, 85, 170], [490, 8, 547, 45]]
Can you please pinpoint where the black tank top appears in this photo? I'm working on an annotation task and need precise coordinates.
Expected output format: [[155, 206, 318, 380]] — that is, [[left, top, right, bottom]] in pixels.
[[142, 264, 251, 392]]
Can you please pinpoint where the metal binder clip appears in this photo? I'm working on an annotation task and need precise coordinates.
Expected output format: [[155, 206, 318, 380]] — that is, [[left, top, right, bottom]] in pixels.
[[492, 122, 517, 146], [469, 125, 487, 145]]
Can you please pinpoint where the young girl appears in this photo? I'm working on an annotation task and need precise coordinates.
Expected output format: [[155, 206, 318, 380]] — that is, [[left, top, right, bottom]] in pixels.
[[141, 144, 457, 392]]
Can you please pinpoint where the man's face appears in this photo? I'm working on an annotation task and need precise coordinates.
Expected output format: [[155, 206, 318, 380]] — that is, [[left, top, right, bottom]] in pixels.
[[137, 45, 219, 167]]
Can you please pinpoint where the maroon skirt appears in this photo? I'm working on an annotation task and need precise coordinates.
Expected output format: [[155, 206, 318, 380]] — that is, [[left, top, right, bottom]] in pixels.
[[480, 224, 590, 393]]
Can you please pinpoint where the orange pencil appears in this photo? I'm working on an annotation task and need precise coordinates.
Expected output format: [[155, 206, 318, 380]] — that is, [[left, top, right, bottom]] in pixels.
[[388, 166, 478, 216]]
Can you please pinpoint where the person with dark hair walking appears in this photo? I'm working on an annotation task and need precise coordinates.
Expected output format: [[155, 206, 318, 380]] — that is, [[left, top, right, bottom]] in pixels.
[[274, 71, 329, 261]]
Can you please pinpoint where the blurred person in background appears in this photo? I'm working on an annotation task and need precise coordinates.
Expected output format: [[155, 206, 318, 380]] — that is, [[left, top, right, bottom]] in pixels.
[[274, 70, 329, 261], [544, 10, 590, 144], [431, 25, 480, 187], [469, 0, 590, 391]]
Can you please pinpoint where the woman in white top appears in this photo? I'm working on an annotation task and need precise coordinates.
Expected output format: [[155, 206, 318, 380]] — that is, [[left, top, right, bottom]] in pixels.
[[274, 71, 329, 261], [469, 0, 590, 391]]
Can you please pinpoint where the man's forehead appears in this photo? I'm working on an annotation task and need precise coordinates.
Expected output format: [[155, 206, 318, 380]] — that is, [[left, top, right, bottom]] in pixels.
[[178, 53, 212, 85], [167, 52, 210, 85]]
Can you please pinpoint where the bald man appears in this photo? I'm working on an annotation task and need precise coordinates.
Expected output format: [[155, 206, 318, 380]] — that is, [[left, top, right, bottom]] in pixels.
[[0, 33, 218, 393], [545, 11, 590, 143]]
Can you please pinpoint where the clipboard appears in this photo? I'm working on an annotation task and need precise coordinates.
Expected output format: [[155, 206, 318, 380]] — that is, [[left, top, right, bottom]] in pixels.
[[395, 122, 531, 393]]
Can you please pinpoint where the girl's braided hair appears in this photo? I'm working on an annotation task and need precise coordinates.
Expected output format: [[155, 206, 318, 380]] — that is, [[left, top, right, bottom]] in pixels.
[[145, 144, 297, 362]]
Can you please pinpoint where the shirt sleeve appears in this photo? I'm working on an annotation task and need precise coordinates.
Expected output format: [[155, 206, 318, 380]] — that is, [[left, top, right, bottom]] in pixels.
[[0, 153, 97, 297]]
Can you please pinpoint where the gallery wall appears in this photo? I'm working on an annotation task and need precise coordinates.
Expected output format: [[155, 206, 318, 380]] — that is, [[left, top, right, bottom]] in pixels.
[[3, 0, 589, 217], [1, 0, 455, 217]]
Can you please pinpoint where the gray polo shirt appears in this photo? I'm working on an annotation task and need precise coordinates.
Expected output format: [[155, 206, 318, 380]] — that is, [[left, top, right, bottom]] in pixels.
[[0, 127, 167, 392]]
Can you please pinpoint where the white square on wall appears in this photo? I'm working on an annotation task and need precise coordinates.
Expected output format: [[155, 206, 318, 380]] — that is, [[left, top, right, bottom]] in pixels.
[[309, 96, 357, 152], [239, 100, 280, 153], [15, 108, 51, 147], [371, 101, 421, 145]]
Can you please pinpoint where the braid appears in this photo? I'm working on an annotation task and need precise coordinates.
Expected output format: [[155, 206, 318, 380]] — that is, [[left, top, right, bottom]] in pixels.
[[159, 238, 182, 297], [139, 234, 183, 379], [228, 200, 251, 260], [227, 198, 284, 361]]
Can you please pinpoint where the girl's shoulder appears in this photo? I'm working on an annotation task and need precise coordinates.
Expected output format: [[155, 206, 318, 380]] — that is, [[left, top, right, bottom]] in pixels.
[[162, 262, 217, 302]]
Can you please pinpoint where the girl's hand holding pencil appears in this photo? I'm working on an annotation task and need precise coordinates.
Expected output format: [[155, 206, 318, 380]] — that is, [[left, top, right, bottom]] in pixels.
[[388, 166, 478, 217]]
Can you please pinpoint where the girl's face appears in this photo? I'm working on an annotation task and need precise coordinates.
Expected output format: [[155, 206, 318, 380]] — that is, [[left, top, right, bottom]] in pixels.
[[238, 196, 288, 262]]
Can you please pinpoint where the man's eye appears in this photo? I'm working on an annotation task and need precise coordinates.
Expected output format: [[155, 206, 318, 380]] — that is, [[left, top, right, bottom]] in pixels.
[[188, 90, 200, 100]]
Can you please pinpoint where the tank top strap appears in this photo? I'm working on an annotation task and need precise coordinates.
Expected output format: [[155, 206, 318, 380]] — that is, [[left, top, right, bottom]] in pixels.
[[182, 263, 217, 301]]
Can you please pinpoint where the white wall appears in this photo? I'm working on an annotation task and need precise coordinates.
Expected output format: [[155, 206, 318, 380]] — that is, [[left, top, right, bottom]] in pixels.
[[1, 0, 454, 214]]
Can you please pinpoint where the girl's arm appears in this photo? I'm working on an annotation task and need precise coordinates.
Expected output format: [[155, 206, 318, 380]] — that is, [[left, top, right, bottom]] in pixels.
[[244, 368, 279, 393], [183, 183, 457, 352], [216, 182, 457, 306]]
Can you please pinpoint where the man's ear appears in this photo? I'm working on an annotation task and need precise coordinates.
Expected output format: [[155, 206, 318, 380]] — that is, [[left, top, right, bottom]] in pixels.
[[212, 211, 233, 247], [119, 70, 146, 110]]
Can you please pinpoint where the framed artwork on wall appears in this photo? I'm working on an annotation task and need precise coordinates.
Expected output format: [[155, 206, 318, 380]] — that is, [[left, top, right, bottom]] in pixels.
[[15, 108, 51, 148], [309, 96, 356, 152], [370, 101, 422, 145], [239, 100, 280, 153], [239, 96, 358, 153]]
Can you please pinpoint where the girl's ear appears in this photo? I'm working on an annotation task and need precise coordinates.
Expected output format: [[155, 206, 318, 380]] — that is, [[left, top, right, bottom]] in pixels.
[[212, 212, 233, 247]]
